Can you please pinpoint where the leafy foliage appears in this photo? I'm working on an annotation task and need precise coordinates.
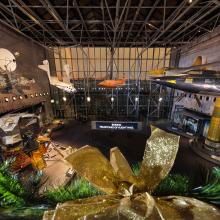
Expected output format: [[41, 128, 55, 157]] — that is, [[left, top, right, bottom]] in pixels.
[[191, 167, 220, 205], [0, 160, 26, 207], [154, 174, 191, 196], [132, 163, 140, 176], [131, 163, 191, 196], [0, 204, 50, 220], [44, 177, 103, 204]]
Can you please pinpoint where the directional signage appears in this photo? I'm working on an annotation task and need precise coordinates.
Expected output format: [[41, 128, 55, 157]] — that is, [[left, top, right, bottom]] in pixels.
[[91, 121, 142, 131]]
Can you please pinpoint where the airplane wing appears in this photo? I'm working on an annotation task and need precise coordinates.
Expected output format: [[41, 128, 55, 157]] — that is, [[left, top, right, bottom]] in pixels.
[[150, 70, 220, 81], [151, 79, 220, 96], [62, 64, 71, 84]]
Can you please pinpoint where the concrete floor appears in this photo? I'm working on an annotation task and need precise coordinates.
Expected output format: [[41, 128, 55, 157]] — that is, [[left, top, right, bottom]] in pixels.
[[52, 120, 216, 186]]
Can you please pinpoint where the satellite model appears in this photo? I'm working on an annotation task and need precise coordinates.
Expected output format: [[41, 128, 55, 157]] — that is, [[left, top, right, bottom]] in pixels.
[[0, 48, 17, 72], [0, 48, 47, 114]]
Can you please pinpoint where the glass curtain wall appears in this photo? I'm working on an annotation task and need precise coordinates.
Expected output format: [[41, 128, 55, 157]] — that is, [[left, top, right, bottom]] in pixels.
[[51, 47, 171, 81]]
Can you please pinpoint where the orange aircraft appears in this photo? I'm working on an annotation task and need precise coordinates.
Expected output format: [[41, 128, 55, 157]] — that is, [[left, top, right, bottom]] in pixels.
[[98, 79, 126, 88]]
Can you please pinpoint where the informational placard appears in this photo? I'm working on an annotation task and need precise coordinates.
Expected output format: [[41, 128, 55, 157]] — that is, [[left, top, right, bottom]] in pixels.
[[91, 121, 142, 131]]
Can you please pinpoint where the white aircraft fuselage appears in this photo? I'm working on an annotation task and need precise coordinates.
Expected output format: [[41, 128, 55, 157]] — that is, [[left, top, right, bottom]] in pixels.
[[38, 60, 76, 94], [50, 77, 76, 93]]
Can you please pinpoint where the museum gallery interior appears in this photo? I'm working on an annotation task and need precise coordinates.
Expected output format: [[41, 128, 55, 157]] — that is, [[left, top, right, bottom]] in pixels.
[[0, 0, 220, 219]]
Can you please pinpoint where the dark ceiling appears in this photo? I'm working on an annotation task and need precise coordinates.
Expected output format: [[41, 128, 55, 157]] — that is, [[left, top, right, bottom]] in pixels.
[[0, 0, 220, 47]]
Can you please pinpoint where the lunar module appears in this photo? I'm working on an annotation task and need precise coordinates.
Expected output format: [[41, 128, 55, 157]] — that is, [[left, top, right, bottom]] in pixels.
[[0, 112, 50, 172]]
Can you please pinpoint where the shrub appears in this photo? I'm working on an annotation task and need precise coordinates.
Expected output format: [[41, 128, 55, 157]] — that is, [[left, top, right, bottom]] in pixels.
[[191, 167, 220, 205], [44, 178, 103, 204]]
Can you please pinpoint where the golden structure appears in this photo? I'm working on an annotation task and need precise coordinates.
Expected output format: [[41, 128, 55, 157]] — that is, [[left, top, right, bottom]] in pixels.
[[43, 127, 220, 220], [205, 97, 220, 150]]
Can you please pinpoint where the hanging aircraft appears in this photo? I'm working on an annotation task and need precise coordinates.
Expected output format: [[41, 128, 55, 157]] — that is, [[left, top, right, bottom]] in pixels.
[[147, 56, 220, 77], [38, 60, 76, 93], [152, 78, 220, 96], [98, 79, 127, 88]]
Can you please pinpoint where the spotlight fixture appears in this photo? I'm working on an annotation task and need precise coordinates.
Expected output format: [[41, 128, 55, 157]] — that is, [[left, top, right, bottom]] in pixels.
[[40, 93, 42, 96], [135, 97, 139, 102], [5, 98, 9, 102], [111, 97, 114, 102], [46, 92, 49, 95], [30, 94, 34, 98], [19, 96, 23, 100], [12, 96, 16, 101], [86, 96, 91, 102], [62, 96, 67, 102], [159, 97, 163, 102], [51, 99, 55, 103], [188, 0, 192, 3], [43, 93, 46, 96], [35, 93, 38, 97]]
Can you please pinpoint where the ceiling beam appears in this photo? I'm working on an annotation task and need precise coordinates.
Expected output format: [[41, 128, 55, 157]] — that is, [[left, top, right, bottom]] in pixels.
[[10, 0, 62, 44], [39, 0, 79, 45], [0, 2, 53, 45], [124, 0, 144, 45], [175, 11, 220, 42], [139, 0, 200, 55], [131, 0, 161, 46], [3, 5, 215, 9], [72, 0, 94, 45], [115, 0, 131, 46], [164, 2, 220, 42], [10, 20, 195, 24]]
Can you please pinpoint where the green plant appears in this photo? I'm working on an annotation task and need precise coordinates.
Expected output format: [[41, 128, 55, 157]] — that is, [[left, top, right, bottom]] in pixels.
[[131, 163, 140, 176], [191, 167, 220, 205], [154, 174, 191, 197], [0, 160, 26, 207], [44, 177, 103, 204]]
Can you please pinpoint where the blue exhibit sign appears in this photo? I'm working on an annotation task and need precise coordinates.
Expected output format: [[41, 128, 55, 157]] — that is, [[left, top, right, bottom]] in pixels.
[[91, 121, 142, 131]]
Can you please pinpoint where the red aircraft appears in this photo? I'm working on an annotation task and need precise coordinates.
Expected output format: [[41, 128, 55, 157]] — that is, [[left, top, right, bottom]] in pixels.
[[98, 79, 126, 88]]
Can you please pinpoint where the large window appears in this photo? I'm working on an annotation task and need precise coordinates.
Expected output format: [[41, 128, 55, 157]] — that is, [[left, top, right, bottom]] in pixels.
[[52, 47, 171, 80]]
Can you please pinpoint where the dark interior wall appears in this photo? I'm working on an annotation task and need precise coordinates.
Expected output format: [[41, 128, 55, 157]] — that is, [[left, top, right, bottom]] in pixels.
[[0, 23, 53, 120], [178, 26, 220, 70]]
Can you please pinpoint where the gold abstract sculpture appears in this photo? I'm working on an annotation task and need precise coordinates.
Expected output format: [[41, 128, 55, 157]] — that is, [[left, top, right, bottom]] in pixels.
[[44, 127, 220, 220]]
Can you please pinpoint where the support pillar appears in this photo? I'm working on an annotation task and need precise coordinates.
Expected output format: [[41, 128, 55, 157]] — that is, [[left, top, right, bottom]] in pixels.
[[205, 97, 220, 153]]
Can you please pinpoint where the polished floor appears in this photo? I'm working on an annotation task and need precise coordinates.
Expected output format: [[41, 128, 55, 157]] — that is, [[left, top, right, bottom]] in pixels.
[[52, 120, 216, 186]]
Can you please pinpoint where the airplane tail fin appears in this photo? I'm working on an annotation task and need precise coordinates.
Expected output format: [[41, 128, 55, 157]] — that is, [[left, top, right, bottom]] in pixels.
[[192, 56, 202, 66], [62, 64, 71, 83], [201, 57, 208, 70], [38, 60, 51, 82], [147, 68, 165, 76]]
